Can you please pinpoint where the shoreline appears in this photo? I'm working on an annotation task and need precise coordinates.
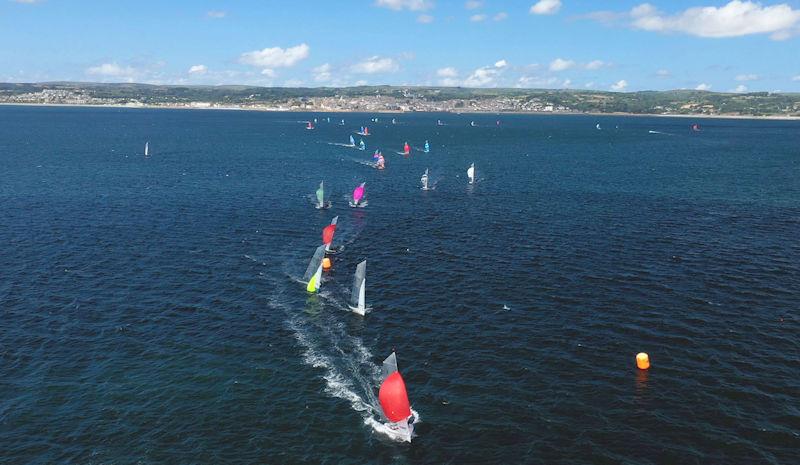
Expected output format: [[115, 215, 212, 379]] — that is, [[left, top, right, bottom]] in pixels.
[[2, 102, 799, 121]]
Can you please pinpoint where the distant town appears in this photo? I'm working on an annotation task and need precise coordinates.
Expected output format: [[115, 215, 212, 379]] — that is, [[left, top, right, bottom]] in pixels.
[[2, 82, 799, 118]]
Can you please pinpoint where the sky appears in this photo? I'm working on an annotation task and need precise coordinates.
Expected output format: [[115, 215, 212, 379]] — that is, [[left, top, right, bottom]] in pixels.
[[2, 0, 800, 92]]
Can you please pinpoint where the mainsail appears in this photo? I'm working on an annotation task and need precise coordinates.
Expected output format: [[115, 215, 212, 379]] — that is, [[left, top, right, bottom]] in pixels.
[[349, 260, 366, 314], [303, 245, 326, 293], [144, 142, 149, 157], [316, 181, 325, 208], [467, 163, 475, 184], [423, 140, 430, 153], [421, 169, 429, 190], [359, 138, 366, 150], [349, 135, 355, 146]]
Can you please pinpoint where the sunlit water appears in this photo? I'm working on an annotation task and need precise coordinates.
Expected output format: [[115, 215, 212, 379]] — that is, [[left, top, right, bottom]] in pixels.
[[1, 106, 798, 464]]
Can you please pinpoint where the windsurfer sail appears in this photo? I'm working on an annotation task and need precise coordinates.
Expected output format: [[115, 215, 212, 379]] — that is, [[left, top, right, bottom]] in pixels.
[[378, 352, 415, 442], [350, 182, 367, 207], [467, 163, 475, 184], [303, 245, 326, 293], [348, 260, 367, 315]]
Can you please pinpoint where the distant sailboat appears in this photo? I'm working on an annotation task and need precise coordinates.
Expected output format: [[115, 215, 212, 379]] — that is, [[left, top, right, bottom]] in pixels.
[[467, 163, 475, 184], [340, 119, 346, 125], [358, 138, 366, 151], [470, 121, 477, 127], [356, 126, 370, 136], [420, 169, 430, 190], [391, 118, 397, 125], [375, 154, 385, 170], [423, 140, 430, 153], [437, 119, 444, 126], [691, 123, 701, 132], [401, 142, 410, 156], [348, 260, 367, 315], [306, 121, 315, 130], [378, 352, 415, 442], [349, 135, 356, 147], [350, 182, 367, 207], [303, 245, 326, 293], [595, 123, 601, 130], [322, 216, 338, 253], [144, 141, 149, 157], [315, 181, 332, 209]]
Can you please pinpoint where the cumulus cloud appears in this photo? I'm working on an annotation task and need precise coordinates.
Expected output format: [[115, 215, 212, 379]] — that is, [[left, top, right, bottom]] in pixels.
[[585, 60, 607, 70], [611, 79, 628, 91], [735, 73, 759, 81], [465, 0, 482, 9], [351, 56, 400, 74], [313, 63, 332, 82], [239, 43, 310, 77], [517, 76, 559, 88], [695, 83, 712, 90], [206, 10, 226, 18], [417, 14, 434, 23], [732, 84, 748, 92], [494, 12, 508, 21], [188, 65, 207, 75], [530, 0, 561, 15], [437, 67, 458, 77], [627, 1, 800, 39], [462, 59, 508, 87], [494, 59, 508, 68], [86, 63, 138, 81], [549, 58, 575, 71], [374, 0, 433, 11], [470, 14, 487, 21]]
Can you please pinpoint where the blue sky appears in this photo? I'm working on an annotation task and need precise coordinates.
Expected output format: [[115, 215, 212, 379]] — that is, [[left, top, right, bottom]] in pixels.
[[2, 0, 800, 92]]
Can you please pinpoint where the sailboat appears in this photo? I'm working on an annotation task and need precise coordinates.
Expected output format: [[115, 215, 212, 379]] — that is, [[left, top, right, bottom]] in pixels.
[[391, 118, 397, 125], [420, 169, 430, 190], [306, 121, 315, 130], [349, 135, 356, 147], [378, 352, 415, 442], [356, 126, 370, 136], [350, 182, 367, 207], [358, 138, 366, 151], [691, 123, 701, 132], [467, 163, 475, 184], [437, 119, 444, 126], [423, 140, 430, 153], [348, 260, 367, 315], [398, 142, 410, 156], [322, 216, 338, 253], [595, 123, 601, 130], [144, 141, 150, 157], [315, 181, 332, 209], [303, 245, 326, 293], [470, 121, 477, 127], [340, 119, 346, 125], [375, 154, 385, 170]]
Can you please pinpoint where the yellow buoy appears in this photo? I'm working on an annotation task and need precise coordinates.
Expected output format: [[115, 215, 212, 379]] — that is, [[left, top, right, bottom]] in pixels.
[[322, 257, 332, 270], [636, 352, 650, 370]]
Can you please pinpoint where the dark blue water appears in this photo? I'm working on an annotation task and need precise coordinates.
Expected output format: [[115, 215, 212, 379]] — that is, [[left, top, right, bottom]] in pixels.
[[1, 105, 798, 464]]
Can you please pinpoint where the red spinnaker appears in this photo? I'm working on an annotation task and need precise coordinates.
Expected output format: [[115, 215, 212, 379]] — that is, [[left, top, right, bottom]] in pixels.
[[322, 224, 336, 245], [379, 371, 411, 422]]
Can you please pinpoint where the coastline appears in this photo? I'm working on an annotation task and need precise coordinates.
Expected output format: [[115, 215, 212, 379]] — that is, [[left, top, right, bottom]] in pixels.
[[2, 102, 799, 121]]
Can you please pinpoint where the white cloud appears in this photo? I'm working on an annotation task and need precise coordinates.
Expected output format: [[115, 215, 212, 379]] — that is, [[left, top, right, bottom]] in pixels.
[[206, 10, 226, 19], [417, 14, 434, 23], [437, 67, 458, 77], [562, 79, 572, 88], [611, 79, 628, 91], [188, 65, 207, 75], [465, 0, 482, 9], [732, 84, 748, 92], [261, 69, 276, 77], [585, 60, 606, 70], [375, 0, 433, 11], [86, 63, 138, 81], [462, 61, 508, 87], [494, 12, 508, 21], [549, 58, 575, 71], [313, 63, 332, 82], [656, 69, 671, 78], [470, 14, 487, 21], [793, 75, 800, 81], [351, 56, 400, 74], [530, 0, 562, 15], [735, 73, 759, 81], [695, 83, 712, 90], [494, 59, 508, 68], [628, 1, 800, 39], [516, 76, 558, 88], [239, 44, 310, 73]]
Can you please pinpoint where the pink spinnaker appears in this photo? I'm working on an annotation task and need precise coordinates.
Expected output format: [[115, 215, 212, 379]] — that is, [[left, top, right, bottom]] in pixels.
[[353, 183, 365, 203]]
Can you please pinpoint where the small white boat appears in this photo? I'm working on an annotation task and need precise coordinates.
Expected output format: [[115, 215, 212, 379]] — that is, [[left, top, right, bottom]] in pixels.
[[420, 169, 430, 191], [467, 163, 475, 185]]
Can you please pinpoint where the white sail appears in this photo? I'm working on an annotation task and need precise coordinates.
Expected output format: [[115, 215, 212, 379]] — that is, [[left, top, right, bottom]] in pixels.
[[303, 245, 326, 293], [382, 352, 398, 379], [467, 163, 475, 184], [420, 169, 429, 190], [349, 260, 366, 315], [144, 142, 149, 157], [325, 216, 339, 252]]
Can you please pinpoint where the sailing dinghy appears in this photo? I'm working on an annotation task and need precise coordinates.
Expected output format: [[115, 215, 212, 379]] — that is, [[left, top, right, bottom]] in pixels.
[[378, 352, 415, 442], [420, 169, 430, 190], [315, 181, 332, 209], [303, 245, 326, 293], [423, 140, 430, 153], [144, 141, 150, 157], [348, 260, 367, 315], [358, 138, 366, 151], [350, 182, 368, 207], [322, 216, 339, 254], [467, 163, 475, 184]]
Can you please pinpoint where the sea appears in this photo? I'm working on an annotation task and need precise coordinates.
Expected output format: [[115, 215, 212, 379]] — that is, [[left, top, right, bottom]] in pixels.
[[0, 105, 798, 465]]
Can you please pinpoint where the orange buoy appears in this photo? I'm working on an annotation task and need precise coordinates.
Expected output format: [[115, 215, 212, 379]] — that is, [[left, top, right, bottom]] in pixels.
[[322, 257, 332, 270], [636, 352, 650, 370]]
